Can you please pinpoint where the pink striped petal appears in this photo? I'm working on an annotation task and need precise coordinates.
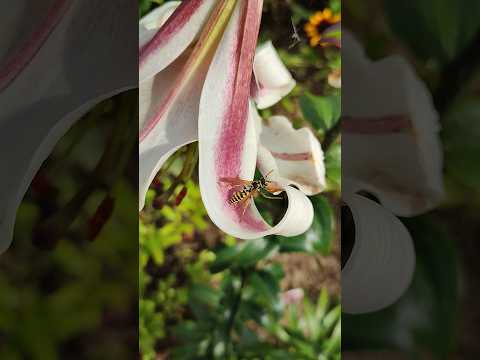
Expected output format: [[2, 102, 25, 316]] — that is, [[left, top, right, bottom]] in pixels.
[[343, 30, 443, 216], [139, 0, 217, 83], [259, 116, 326, 195], [0, 0, 71, 92], [138, 52, 205, 210], [139, 1, 181, 48], [198, 0, 313, 239], [139, 0, 238, 210], [0, 1, 137, 253]]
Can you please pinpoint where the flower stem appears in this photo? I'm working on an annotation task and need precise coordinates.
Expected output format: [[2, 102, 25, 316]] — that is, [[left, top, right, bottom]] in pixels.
[[322, 119, 341, 152], [33, 91, 137, 247], [225, 270, 247, 357]]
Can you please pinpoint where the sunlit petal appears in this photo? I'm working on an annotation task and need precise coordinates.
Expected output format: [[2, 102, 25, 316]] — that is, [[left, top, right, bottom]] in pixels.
[[139, 0, 217, 82], [139, 0, 237, 210], [259, 116, 326, 195], [198, 1, 313, 239], [252, 41, 296, 109], [139, 1, 181, 48]]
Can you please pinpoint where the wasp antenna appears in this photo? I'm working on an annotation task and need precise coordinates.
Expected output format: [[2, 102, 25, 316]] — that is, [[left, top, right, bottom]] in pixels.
[[264, 169, 274, 179]]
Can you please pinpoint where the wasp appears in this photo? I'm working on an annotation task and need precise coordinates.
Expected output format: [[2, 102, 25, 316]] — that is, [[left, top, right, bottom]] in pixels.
[[219, 170, 282, 218]]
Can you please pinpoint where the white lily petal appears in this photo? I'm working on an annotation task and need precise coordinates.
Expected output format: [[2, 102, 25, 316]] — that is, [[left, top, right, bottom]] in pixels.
[[0, 1, 56, 65], [342, 194, 415, 314], [343, 30, 444, 216], [139, 0, 217, 82], [259, 116, 326, 195], [138, 44, 209, 211], [253, 41, 296, 109], [138, 0, 237, 210], [198, 0, 313, 239], [0, 0, 137, 253], [139, 1, 181, 48], [138, 53, 204, 210], [0, 0, 71, 92]]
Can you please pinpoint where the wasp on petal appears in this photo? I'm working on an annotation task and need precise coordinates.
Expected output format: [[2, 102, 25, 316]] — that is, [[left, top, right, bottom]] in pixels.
[[219, 170, 282, 218]]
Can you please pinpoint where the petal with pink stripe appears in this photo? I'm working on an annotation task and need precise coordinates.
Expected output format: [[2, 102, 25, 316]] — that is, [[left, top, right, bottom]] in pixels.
[[198, 0, 313, 239], [139, 0, 238, 210], [139, 0, 217, 83], [0, 1, 137, 253], [139, 1, 181, 48], [259, 116, 326, 195]]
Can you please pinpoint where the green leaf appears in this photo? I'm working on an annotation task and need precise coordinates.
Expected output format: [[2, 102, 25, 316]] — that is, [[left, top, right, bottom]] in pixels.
[[209, 245, 241, 273], [189, 284, 221, 308], [247, 272, 279, 305], [443, 98, 480, 194], [384, 0, 480, 62], [300, 92, 341, 131], [325, 142, 341, 188], [210, 238, 278, 273], [277, 196, 335, 255]]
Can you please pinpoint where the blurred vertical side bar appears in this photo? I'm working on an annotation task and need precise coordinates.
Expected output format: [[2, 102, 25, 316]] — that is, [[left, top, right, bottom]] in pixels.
[[342, 0, 480, 358], [0, 0, 138, 358]]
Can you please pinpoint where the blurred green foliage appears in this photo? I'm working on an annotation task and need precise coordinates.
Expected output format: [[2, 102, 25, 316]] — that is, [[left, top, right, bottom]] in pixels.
[[384, 0, 480, 63], [0, 93, 138, 359], [342, 0, 480, 358]]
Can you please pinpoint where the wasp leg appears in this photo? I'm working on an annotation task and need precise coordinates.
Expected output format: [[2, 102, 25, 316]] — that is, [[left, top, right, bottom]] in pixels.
[[259, 190, 283, 200], [239, 191, 257, 222]]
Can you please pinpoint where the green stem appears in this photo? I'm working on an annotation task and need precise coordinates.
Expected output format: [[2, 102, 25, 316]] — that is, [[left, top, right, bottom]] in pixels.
[[35, 91, 137, 246], [321, 119, 341, 152], [225, 270, 247, 358]]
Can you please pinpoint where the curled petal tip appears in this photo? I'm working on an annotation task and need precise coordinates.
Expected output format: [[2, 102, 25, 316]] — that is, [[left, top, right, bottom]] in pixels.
[[342, 194, 415, 314], [253, 41, 296, 109], [259, 116, 326, 195]]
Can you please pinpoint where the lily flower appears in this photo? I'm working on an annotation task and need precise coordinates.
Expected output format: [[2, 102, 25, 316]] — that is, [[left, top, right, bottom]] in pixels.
[[341, 30, 444, 314], [139, 0, 324, 239], [0, 0, 136, 253]]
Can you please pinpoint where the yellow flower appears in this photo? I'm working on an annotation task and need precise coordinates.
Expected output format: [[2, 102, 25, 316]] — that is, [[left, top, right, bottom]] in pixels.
[[304, 8, 341, 48], [322, 8, 332, 20]]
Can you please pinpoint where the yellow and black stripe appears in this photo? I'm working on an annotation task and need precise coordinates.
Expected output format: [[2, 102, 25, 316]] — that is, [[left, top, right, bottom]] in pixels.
[[229, 189, 249, 204]]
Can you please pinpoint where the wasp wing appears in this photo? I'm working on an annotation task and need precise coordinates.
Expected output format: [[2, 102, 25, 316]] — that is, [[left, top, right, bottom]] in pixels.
[[218, 177, 251, 188]]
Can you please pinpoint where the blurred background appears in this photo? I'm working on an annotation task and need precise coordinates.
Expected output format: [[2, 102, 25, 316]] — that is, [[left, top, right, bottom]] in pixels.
[[0, 91, 138, 359], [343, 0, 480, 359]]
